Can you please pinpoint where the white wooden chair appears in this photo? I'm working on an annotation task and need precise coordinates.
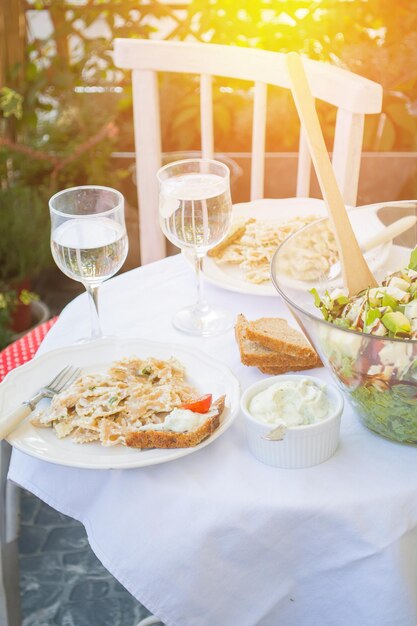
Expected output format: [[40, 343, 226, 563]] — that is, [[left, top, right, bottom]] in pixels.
[[114, 39, 382, 265]]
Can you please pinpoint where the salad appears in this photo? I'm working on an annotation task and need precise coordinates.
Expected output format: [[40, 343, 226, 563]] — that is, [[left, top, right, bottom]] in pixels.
[[311, 247, 417, 443], [311, 247, 417, 339]]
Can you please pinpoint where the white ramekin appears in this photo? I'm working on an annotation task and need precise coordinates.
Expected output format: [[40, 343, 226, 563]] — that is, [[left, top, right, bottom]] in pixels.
[[240, 374, 344, 469]]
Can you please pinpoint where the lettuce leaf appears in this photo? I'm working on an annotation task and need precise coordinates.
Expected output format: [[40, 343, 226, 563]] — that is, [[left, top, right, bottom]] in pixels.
[[366, 308, 381, 326], [310, 287, 321, 308], [350, 383, 417, 443], [408, 246, 417, 271]]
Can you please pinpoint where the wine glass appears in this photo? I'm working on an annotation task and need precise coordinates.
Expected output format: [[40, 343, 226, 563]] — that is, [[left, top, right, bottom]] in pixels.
[[49, 186, 128, 340], [158, 158, 233, 336]]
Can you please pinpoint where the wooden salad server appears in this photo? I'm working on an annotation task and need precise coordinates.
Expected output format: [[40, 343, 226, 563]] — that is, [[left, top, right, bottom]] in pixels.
[[286, 51, 378, 294]]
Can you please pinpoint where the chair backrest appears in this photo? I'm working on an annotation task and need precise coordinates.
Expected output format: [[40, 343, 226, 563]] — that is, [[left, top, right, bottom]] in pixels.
[[114, 39, 383, 264]]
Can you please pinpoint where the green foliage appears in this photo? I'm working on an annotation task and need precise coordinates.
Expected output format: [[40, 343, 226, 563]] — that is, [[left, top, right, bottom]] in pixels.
[[0, 87, 23, 119], [0, 285, 39, 350], [2, 0, 417, 226], [183, 0, 417, 152], [0, 291, 12, 350], [6, 0, 417, 160], [0, 187, 51, 283]]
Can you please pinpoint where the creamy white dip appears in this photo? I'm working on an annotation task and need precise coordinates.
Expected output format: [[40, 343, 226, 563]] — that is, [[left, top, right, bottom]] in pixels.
[[139, 407, 217, 433], [248, 378, 331, 427]]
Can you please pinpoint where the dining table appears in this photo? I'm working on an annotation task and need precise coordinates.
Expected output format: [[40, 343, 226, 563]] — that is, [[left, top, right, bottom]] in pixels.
[[7, 252, 417, 626]]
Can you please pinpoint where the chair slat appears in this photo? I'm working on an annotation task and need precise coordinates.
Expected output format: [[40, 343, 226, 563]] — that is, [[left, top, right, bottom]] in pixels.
[[296, 126, 312, 197], [114, 40, 383, 264], [132, 70, 166, 264], [332, 108, 365, 207], [115, 40, 382, 114], [200, 74, 214, 159], [250, 81, 267, 201]]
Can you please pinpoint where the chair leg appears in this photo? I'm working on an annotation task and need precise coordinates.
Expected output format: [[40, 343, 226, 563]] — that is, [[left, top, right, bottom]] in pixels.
[[0, 441, 21, 626]]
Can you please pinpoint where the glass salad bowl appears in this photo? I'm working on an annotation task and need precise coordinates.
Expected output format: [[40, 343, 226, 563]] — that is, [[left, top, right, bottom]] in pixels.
[[271, 201, 417, 444]]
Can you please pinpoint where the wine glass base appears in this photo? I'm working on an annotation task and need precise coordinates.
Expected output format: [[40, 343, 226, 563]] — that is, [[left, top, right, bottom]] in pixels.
[[172, 305, 234, 337], [74, 333, 120, 344]]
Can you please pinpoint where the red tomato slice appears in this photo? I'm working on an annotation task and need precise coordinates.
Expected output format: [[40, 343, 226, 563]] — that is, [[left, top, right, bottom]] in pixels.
[[180, 394, 212, 414]]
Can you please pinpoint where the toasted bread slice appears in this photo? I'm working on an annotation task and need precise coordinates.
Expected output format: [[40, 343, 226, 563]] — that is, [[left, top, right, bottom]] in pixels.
[[235, 314, 288, 366], [247, 317, 321, 365], [208, 218, 255, 258], [125, 396, 225, 449], [258, 364, 311, 375], [235, 314, 317, 368], [235, 314, 322, 374]]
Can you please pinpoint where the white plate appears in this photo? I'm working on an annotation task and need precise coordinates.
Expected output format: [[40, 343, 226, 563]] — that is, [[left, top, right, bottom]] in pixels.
[[197, 198, 392, 296], [3, 338, 240, 470]]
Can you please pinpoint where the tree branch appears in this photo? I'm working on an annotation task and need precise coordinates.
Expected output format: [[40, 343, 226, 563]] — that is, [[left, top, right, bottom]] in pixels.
[[0, 137, 59, 164], [1, 121, 118, 188], [50, 121, 118, 183]]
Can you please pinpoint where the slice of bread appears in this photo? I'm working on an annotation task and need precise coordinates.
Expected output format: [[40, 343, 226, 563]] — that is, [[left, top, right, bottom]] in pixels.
[[247, 317, 321, 366], [258, 364, 309, 375], [125, 396, 225, 449], [235, 314, 318, 368], [236, 314, 290, 366], [208, 218, 254, 258]]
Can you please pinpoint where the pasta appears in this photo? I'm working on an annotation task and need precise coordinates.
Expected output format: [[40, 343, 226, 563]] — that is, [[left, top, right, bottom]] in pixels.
[[277, 220, 339, 281], [211, 215, 322, 283], [210, 215, 340, 283], [31, 357, 197, 446]]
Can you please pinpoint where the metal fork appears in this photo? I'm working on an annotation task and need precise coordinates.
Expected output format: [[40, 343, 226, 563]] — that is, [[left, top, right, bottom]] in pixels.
[[0, 365, 82, 441]]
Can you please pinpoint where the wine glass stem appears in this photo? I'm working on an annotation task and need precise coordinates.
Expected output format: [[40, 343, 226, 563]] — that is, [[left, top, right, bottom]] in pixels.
[[86, 284, 101, 339], [194, 254, 208, 314]]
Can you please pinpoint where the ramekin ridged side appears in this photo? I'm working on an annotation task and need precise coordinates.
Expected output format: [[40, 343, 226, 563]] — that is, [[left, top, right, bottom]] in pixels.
[[241, 375, 344, 469]]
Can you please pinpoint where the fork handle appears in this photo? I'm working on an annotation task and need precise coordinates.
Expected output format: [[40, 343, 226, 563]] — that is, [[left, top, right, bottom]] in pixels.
[[0, 404, 32, 441]]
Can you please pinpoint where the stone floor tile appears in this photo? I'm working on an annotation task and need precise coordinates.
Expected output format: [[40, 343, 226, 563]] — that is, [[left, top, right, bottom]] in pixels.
[[36, 501, 74, 526], [19, 524, 49, 555], [22, 601, 61, 626], [19, 553, 63, 585], [21, 582, 62, 614], [18, 491, 158, 625], [20, 491, 41, 524], [43, 525, 89, 552], [70, 580, 110, 602], [63, 548, 109, 576], [113, 579, 130, 594], [54, 597, 137, 626]]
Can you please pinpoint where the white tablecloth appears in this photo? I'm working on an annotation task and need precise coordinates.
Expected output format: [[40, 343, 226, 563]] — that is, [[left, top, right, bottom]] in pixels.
[[9, 255, 417, 626]]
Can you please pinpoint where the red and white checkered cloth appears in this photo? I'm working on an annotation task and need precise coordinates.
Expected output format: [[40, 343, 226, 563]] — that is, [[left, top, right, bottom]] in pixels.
[[0, 317, 58, 383]]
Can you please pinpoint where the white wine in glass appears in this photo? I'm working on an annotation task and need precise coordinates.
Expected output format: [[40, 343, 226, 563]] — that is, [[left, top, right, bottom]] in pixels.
[[158, 159, 233, 336], [50, 186, 128, 339]]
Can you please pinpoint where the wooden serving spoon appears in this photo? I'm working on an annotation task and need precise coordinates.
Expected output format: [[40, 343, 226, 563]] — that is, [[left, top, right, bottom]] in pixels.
[[328, 215, 417, 281], [286, 52, 378, 294]]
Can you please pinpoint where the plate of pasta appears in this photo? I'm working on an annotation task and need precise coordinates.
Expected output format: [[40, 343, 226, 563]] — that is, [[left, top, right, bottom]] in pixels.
[[2, 338, 240, 469], [199, 197, 329, 296], [198, 197, 391, 296]]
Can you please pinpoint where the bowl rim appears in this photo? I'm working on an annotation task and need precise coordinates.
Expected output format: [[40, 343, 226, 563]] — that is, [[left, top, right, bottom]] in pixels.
[[240, 374, 344, 431], [271, 200, 417, 345]]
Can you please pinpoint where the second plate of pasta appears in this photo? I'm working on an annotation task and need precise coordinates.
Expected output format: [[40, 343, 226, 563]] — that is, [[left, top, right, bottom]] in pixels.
[[196, 198, 391, 296], [198, 198, 328, 296]]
